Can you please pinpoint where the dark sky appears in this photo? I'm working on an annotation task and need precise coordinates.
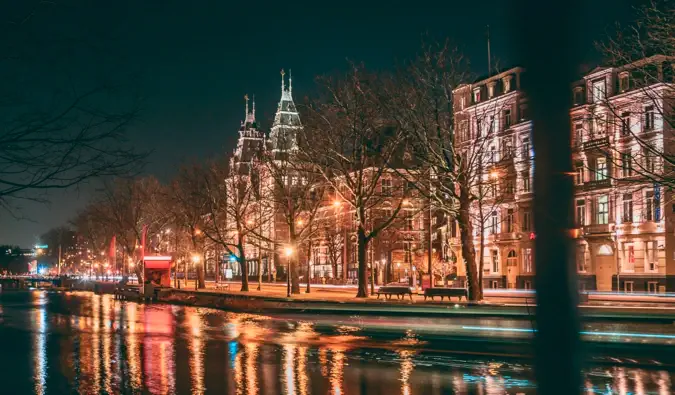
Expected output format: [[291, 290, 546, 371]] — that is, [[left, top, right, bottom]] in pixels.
[[0, 0, 640, 247]]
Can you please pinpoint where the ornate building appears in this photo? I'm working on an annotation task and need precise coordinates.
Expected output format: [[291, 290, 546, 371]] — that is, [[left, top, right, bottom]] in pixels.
[[448, 55, 674, 292]]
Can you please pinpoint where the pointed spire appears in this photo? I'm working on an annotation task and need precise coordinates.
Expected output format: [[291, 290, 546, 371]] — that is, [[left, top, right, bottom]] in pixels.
[[289, 69, 292, 94], [252, 94, 256, 120], [244, 94, 249, 121], [281, 69, 286, 93]]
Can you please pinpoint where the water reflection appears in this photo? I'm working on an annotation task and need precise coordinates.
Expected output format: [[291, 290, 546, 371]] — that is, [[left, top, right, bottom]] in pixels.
[[186, 308, 205, 395], [0, 291, 671, 394], [32, 292, 47, 395]]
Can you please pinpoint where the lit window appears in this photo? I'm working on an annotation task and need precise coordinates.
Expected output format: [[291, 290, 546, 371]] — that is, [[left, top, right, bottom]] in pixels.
[[523, 211, 531, 231], [622, 193, 633, 223], [576, 199, 585, 227], [491, 250, 499, 273], [574, 165, 583, 185], [473, 88, 481, 103], [644, 106, 655, 130], [490, 211, 498, 234], [522, 171, 530, 190], [522, 248, 532, 273], [521, 137, 530, 159], [503, 109, 512, 128], [595, 157, 607, 181], [505, 209, 514, 232], [621, 112, 631, 135], [592, 79, 606, 102], [574, 123, 583, 146], [597, 195, 609, 225], [646, 191, 655, 221], [621, 152, 632, 177]]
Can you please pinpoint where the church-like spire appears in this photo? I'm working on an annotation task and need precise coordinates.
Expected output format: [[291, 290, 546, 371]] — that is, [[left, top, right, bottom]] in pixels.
[[252, 94, 256, 120], [244, 94, 249, 121], [281, 69, 285, 93], [289, 69, 292, 94]]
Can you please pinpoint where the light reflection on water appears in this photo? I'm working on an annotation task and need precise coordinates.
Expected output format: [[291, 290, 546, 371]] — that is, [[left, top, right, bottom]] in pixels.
[[0, 290, 673, 394]]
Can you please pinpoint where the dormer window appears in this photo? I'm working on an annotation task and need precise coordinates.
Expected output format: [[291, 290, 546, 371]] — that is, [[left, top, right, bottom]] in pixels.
[[503, 76, 512, 93], [592, 79, 606, 103], [473, 88, 481, 103], [573, 87, 584, 106], [619, 72, 629, 92], [487, 82, 496, 99]]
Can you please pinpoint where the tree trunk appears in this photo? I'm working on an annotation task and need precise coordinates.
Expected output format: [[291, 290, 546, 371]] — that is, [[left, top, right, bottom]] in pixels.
[[197, 255, 206, 289], [477, 202, 486, 300], [290, 254, 300, 294], [306, 240, 312, 293], [238, 242, 249, 292], [134, 261, 143, 285], [458, 186, 480, 301], [356, 226, 368, 298], [257, 258, 262, 291]]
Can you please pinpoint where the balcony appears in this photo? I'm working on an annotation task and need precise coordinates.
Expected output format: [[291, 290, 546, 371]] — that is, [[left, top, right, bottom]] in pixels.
[[494, 232, 521, 242], [583, 137, 609, 151], [583, 223, 612, 235], [583, 178, 611, 191]]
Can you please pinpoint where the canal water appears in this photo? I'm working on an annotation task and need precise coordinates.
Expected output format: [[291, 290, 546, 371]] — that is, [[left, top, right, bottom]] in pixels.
[[0, 290, 672, 394]]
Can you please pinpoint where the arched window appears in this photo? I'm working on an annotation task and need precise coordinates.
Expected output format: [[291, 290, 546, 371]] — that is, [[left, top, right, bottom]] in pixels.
[[507, 250, 517, 267]]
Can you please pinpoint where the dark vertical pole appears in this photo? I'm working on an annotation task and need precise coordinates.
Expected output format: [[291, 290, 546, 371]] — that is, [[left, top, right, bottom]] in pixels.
[[513, 1, 582, 394]]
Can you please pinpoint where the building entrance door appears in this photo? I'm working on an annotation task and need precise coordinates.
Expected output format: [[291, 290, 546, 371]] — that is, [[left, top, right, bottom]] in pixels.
[[595, 254, 614, 291]]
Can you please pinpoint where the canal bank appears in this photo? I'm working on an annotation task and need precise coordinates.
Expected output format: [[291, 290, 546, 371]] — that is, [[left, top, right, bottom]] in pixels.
[[60, 279, 675, 323]]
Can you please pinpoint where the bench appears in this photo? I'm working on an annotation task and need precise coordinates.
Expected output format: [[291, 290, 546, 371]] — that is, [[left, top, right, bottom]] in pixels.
[[423, 287, 467, 301], [376, 286, 413, 300]]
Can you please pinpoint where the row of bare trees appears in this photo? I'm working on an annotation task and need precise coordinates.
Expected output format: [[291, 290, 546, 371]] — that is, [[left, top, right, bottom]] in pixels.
[[61, 1, 673, 299]]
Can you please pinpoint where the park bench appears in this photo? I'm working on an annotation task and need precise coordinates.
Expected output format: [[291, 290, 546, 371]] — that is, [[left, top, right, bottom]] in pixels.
[[423, 287, 468, 301], [376, 286, 413, 300]]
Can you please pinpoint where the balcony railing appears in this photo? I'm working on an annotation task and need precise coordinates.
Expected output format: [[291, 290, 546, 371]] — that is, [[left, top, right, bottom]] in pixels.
[[583, 223, 612, 235], [582, 136, 609, 150], [582, 178, 611, 191], [495, 232, 521, 241]]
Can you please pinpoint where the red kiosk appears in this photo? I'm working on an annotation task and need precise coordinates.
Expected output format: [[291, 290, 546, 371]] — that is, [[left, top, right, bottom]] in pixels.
[[143, 256, 172, 287]]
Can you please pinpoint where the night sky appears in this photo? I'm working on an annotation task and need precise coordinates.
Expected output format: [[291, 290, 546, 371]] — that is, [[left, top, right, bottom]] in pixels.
[[0, 0, 639, 247]]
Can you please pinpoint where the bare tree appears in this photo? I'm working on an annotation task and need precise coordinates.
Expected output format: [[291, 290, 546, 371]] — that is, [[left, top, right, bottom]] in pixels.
[[70, 205, 113, 275], [95, 177, 168, 281], [0, 2, 145, 214], [383, 41, 514, 300], [302, 66, 407, 298], [256, 149, 326, 294], [191, 159, 263, 292], [168, 164, 212, 288], [592, 0, 675, 189]]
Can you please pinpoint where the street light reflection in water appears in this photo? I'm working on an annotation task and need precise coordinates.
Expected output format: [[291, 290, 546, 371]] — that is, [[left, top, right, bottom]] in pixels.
[[0, 291, 672, 394]]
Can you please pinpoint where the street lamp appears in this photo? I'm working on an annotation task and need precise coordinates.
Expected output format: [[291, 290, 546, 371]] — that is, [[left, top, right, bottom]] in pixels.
[[284, 246, 294, 297]]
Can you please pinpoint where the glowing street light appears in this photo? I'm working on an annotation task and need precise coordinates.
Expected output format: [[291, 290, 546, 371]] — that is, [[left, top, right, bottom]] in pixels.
[[191, 254, 201, 264], [489, 170, 499, 180], [296, 219, 304, 226], [333, 200, 341, 208], [284, 246, 294, 257]]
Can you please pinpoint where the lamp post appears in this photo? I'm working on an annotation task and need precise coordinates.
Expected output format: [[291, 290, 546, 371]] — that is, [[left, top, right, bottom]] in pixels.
[[284, 246, 294, 297]]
